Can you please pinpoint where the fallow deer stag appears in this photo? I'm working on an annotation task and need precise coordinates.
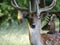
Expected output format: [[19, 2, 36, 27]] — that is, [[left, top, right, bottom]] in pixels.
[[11, 0, 60, 45], [28, 0, 60, 45]]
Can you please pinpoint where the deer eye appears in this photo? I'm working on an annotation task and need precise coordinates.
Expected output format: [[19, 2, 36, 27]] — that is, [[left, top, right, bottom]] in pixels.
[[31, 24, 35, 28]]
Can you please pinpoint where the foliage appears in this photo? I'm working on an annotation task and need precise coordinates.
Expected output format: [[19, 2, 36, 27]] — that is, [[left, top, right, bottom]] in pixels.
[[54, 0, 60, 11], [0, 0, 60, 24], [16, 0, 28, 7], [45, 0, 52, 6], [0, 0, 28, 18], [0, 0, 14, 17]]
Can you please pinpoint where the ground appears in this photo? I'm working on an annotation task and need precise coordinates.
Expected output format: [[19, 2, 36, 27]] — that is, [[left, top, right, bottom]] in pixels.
[[0, 20, 30, 45]]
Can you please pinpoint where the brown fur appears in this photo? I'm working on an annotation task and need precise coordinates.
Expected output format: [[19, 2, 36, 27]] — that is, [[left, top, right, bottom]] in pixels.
[[41, 33, 60, 45], [28, 23, 60, 45]]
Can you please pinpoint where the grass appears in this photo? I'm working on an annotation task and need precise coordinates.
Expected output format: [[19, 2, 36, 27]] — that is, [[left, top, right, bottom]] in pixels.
[[0, 20, 30, 45], [0, 34, 30, 45]]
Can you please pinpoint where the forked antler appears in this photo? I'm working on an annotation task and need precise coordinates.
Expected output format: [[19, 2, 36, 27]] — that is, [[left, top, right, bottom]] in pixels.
[[39, 0, 56, 13], [36, 0, 56, 18], [11, 0, 28, 11]]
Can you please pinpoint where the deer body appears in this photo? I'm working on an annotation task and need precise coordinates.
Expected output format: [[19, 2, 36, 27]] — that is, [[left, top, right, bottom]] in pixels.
[[28, 14, 60, 45], [28, 22, 60, 45]]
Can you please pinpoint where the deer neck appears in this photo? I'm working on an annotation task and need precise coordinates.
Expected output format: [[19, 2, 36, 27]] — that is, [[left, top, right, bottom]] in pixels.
[[28, 19, 44, 45]]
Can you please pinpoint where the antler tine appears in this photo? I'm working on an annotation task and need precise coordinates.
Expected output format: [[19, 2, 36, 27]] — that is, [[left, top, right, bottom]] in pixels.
[[39, 0, 56, 13], [11, 0, 28, 11], [11, 0, 17, 8], [29, 1, 32, 13], [13, 0, 19, 7]]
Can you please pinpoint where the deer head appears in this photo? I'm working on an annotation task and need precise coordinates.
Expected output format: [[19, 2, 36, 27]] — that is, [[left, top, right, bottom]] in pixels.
[[27, 0, 57, 28]]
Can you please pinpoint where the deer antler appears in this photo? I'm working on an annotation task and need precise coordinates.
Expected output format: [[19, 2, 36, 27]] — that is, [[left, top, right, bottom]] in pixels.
[[11, 0, 28, 11], [36, 0, 56, 18], [39, 0, 56, 13]]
